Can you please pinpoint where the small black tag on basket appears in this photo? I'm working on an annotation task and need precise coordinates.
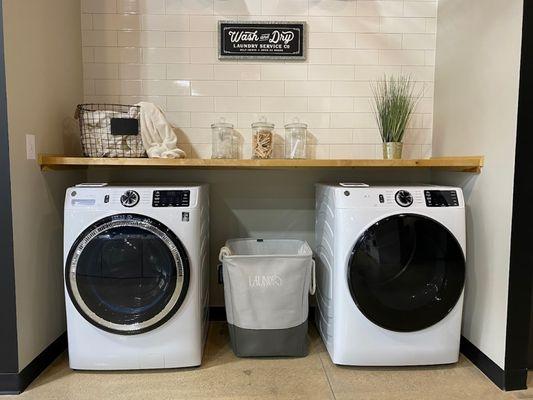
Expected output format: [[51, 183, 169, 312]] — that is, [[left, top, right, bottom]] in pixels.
[[110, 118, 139, 135]]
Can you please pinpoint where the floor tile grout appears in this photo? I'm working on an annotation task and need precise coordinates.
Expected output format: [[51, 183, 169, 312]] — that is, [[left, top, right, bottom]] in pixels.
[[318, 351, 337, 400]]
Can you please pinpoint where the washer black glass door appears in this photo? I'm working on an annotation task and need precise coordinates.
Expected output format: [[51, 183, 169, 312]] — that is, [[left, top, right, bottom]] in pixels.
[[348, 214, 465, 332], [66, 214, 189, 335]]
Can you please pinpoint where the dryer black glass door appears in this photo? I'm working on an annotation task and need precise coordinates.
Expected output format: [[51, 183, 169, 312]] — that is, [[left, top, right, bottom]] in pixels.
[[348, 214, 465, 332], [66, 214, 189, 335]]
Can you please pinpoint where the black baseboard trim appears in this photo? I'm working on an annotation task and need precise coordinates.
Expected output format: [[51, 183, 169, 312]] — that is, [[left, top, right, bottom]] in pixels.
[[460, 336, 527, 391], [460, 336, 504, 389], [0, 333, 67, 395]]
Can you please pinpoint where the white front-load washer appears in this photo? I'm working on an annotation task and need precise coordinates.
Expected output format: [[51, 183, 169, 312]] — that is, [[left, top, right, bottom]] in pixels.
[[63, 184, 209, 370], [315, 184, 466, 366]]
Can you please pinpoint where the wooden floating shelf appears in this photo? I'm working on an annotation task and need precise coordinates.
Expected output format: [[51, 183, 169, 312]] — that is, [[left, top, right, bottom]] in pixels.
[[38, 155, 484, 173]]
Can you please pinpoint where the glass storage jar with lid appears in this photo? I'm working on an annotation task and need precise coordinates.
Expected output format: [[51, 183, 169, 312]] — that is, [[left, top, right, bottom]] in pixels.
[[284, 119, 308, 159], [211, 118, 237, 159], [251, 117, 275, 159]]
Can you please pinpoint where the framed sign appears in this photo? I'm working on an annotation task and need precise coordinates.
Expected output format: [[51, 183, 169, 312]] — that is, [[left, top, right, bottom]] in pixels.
[[218, 21, 306, 60]]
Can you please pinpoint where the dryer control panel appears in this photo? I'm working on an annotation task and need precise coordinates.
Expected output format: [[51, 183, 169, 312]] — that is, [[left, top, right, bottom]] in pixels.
[[152, 190, 190, 207], [424, 190, 459, 207], [330, 184, 464, 209]]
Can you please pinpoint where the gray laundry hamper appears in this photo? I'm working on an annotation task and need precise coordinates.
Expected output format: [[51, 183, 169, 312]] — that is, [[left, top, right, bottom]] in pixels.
[[219, 239, 315, 357]]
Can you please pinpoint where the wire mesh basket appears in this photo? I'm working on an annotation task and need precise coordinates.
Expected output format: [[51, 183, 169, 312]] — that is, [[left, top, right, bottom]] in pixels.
[[75, 104, 146, 158]]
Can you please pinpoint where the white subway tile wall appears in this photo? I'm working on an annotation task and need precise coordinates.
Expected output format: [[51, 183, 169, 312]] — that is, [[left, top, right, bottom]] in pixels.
[[82, 0, 436, 159]]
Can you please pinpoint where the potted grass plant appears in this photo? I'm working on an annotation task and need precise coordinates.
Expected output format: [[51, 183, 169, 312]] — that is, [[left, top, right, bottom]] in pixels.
[[371, 75, 422, 159]]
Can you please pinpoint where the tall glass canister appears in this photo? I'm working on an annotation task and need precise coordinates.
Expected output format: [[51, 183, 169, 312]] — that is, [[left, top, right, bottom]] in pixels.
[[251, 118, 275, 159], [211, 119, 237, 159], [284, 121, 308, 159]]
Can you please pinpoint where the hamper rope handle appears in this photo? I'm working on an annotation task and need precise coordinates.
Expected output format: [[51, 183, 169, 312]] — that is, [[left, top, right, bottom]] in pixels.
[[219, 246, 231, 262], [309, 259, 316, 295]]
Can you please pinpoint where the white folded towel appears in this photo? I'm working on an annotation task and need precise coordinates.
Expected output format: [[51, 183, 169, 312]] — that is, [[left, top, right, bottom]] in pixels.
[[136, 102, 186, 158]]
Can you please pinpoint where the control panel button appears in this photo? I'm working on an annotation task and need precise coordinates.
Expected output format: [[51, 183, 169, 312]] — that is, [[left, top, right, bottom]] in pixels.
[[120, 190, 139, 207], [379, 194, 385, 203], [395, 190, 413, 207]]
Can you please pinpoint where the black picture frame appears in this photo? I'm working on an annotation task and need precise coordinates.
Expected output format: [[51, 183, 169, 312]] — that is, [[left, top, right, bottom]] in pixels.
[[218, 20, 306, 61]]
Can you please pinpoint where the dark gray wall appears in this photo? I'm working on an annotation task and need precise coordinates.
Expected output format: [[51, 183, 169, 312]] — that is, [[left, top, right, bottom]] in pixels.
[[0, 0, 19, 374]]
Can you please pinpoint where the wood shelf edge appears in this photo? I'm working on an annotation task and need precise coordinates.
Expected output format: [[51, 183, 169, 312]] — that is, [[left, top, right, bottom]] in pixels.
[[38, 155, 484, 173]]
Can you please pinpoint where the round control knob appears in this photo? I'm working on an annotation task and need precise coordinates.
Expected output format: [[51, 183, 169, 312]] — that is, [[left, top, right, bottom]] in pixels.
[[120, 190, 140, 208], [395, 190, 413, 207]]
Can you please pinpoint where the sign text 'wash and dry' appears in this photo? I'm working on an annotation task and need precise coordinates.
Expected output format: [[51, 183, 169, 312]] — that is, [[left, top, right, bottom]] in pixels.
[[219, 21, 306, 60]]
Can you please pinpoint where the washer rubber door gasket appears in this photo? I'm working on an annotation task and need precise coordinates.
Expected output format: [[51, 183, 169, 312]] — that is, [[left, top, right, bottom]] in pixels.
[[348, 214, 465, 332], [65, 213, 189, 335]]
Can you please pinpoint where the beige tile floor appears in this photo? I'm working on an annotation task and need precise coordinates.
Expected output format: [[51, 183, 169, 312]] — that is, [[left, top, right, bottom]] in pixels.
[[7, 322, 533, 400]]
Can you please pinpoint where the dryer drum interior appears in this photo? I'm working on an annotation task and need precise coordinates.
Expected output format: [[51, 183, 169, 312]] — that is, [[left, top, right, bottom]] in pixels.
[[65, 213, 190, 335], [348, 214, 466, 332]]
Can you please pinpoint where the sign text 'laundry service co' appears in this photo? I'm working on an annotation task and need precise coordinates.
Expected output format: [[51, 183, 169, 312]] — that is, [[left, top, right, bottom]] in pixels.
[[218, 21, 306, 60]]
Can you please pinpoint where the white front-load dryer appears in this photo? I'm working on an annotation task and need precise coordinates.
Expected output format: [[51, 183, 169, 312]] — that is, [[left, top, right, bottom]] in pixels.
[[63, 184, 209, 370], [315, 184, 466, 366]]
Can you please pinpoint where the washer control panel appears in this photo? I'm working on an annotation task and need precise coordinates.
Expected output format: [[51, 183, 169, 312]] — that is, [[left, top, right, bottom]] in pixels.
[[424, 190, 459, 207], [152, 190, 190, 207]]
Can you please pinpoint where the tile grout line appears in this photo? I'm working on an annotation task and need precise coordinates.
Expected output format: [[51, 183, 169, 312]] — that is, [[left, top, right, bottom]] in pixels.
[[318, 352, 337, 400]]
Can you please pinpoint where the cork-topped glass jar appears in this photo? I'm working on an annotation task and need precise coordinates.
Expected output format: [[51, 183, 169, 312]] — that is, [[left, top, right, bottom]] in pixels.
[[251, 118, 275, 159]]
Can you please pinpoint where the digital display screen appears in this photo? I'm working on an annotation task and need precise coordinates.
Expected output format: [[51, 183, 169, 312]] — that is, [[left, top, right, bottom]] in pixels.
[[152, 190, 190, 207], [424, 190, 459, 207]]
